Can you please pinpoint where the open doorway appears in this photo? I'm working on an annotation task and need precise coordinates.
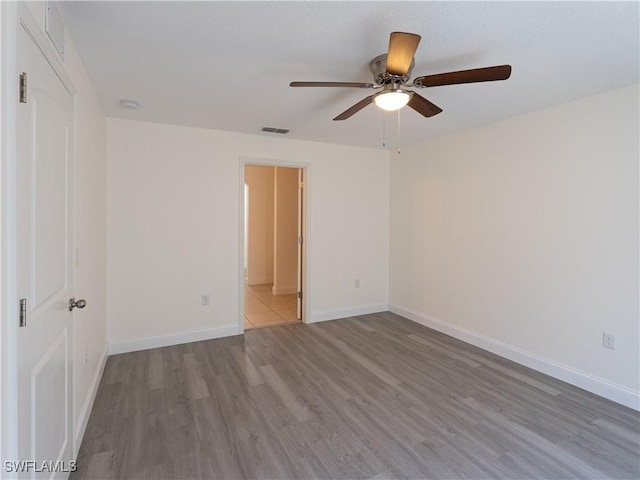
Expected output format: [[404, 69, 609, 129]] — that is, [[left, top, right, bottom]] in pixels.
[[243, 165, 305, 329]]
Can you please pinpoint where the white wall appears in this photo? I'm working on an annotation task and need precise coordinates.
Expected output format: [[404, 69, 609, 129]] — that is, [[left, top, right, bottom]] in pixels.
[[390, 85, 639, 406], [273, 167, 299, 295], [7, 1, 107, 457], [106, 119, 389, 348], [245, 165, 274, 285]]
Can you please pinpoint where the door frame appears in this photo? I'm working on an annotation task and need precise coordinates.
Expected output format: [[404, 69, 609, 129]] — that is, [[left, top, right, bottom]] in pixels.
[[1, 3, 78, 470], [238, 157, 310, 332]]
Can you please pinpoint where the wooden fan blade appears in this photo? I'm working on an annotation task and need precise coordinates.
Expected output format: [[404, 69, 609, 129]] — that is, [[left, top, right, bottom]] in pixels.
[[290, 81, 374, 88], [414, 65, 512, 87], [333, 95, 375, 121], [407, 92, 443, 118], [386, 32, 421, 76]]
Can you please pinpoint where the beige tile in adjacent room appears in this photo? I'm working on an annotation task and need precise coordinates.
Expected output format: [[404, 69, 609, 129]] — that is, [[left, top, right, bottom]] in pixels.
[[275, 308, 298, 322], [244, 302, 272, 314], [244, 293, 264, 305], [247, 284, 272, 293], [272, 299, 297, 309], [258, 296, 294, 309], [245, 311, 285, 327], [243, 285, 301, 330], [252, 289, 276, 299], [253, 296, 280, 308]]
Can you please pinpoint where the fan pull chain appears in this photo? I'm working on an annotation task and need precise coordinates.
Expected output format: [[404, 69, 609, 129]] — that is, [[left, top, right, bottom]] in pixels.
[[382, 110, 386, 148], [396, 109, 401, 155]]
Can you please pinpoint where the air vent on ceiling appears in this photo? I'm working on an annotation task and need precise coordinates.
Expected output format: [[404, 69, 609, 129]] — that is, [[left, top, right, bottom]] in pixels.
[[261, 127, 290, 134]]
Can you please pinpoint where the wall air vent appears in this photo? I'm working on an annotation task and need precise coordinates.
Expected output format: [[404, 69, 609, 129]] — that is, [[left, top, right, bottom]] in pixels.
[[261, 127, 290, 134]]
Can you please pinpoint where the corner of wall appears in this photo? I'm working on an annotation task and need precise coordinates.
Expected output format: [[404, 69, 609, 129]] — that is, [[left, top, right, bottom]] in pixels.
[[73, 344, 108, 457], [389, 304, 640, 411]]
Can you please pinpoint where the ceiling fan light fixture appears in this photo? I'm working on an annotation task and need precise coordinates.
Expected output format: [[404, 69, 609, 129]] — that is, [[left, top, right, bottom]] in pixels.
[[374, 90, 411, 111]]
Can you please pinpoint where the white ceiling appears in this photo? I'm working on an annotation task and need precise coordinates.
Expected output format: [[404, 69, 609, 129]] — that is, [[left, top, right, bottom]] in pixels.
[[60, 1, 639, 150]]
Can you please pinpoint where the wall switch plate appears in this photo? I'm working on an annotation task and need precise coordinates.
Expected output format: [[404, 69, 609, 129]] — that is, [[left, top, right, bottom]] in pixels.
[[602, 331, 615, 350], [202, 294, 210, 306]]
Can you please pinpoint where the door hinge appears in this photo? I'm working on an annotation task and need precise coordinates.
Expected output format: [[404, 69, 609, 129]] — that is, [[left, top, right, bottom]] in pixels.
[[297, 291, 303, 300], [19, 298, 27, 327], [298, 181, 304, 189], [19, 72, 27, 103], [298, 235, 303, 245]]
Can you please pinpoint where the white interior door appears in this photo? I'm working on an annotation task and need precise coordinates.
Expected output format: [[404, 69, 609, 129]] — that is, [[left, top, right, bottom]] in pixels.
[[16, 24, 75, 479]]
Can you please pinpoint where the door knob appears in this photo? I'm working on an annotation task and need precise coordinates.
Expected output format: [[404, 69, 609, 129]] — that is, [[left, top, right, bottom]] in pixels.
[[69, 298, 87, 311]]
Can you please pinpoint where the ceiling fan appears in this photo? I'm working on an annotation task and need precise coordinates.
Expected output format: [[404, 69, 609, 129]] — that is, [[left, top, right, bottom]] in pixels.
[[290, 32, 512, 121]]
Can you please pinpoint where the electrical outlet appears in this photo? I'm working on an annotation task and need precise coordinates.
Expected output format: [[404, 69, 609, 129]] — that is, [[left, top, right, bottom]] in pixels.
[[202, 294, 210, 306], [354, 278, 360, 288], [602, 331, 615, 350]]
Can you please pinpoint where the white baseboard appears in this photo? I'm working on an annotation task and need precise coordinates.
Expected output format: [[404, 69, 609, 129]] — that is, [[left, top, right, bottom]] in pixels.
[[247, 276, 273, 286], [309, 304, 389, 324], [272, 285, 297, 295], [74, 344, 108, 457], [108, 325, 241, 355], [389, 304, 640, 411]]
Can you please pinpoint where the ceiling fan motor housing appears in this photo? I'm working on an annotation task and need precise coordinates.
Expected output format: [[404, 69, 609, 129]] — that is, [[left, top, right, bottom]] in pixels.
[[370, 54, 414, 85]]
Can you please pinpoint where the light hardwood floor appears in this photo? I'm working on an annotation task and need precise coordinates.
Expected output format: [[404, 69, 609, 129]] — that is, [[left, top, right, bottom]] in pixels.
[[72, 312, 640, 479]]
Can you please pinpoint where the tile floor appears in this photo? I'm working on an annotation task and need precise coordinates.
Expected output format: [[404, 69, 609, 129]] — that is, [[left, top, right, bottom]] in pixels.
[[244, 284, 300, 330]]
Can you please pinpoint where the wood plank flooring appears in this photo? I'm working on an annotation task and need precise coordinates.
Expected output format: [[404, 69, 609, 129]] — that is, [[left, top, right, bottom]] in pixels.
[[72, 312, 640, 479]]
